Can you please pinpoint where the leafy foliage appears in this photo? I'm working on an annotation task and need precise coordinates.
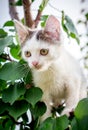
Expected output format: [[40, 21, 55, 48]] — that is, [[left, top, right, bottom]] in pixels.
[[39, 0, 49, 11], [0, 0, 88, 130], [0, 62, 29, 82], [15, 0, 22, 6], [61, 11, 80, 44], [25, 87, 43, 107], [0, 36, 13, 54], [38, 115, 69, 130], [2, 83, 26, 104], [0, 29, 8, 38], [40, 15, 48, 27], [3, 20, 14, 27]]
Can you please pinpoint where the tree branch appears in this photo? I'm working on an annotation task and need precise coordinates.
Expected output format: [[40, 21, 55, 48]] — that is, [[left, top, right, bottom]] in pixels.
[[34, 0, 49, 28], [9, 0, 20, 20], [9, 0, 49, 29], [34, 10, 42, 28], [22, 0, 34, 28]]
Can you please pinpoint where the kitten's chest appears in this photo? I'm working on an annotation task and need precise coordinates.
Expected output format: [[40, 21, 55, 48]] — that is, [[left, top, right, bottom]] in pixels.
[[33, 70, 54, 88], [32, 67, 65, 95]]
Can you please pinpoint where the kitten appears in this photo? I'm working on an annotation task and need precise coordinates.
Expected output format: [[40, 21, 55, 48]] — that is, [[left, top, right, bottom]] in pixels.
[[14, 15, 87, 121]]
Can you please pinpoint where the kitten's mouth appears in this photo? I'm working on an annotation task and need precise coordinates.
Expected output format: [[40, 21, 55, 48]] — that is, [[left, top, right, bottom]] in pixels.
[[32, 63, 50, 71], [33, 64, 42, 70]]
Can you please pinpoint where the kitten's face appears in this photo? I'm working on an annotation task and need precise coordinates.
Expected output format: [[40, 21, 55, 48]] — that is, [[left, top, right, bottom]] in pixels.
[[22, 34, 60, 71], [14, 15, 62, 71]]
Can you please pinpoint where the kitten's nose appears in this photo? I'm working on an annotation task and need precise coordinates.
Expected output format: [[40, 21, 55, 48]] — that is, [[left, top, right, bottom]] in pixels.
[[32, 61, 39, 66]]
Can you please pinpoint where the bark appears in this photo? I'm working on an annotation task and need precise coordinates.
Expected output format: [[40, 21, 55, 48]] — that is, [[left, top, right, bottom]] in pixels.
[[9, 0, 20, 20], [9, 0, 48, 28], [34, 10, 42, 28], [22, 0, 34, 28]]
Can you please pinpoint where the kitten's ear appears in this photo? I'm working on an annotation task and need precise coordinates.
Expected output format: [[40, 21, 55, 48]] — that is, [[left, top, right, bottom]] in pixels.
[[44, 15, 60, 40], [14, 20, 29, 45]]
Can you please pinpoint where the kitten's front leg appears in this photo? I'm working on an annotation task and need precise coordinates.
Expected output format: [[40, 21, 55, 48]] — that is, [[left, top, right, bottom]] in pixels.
[[61, 84, 80, 116]]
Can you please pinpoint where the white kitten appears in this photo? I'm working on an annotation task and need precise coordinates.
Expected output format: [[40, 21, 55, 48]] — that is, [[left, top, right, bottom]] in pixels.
[[14, 15, 87, 121]]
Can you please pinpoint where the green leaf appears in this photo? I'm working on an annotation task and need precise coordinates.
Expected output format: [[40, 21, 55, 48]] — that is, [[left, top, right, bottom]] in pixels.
[[74, 98, 88, 130], [31, 102, 46, 119], [0, 99, 10, 115], [25, 87, 43, 106], [61, 12, 80, 44], [0, 122, 4, 130], [22, 113, 29, 124], [65, 15, 78, 35], [3, 119, 15, 130], [77, 20, 83, 24], [39, 0, 49, 11], [71, 116, 88, 130], [8, 100, 29, 120], [61, 11, 68, 32], [41, 15, 48, 21], [85, 13, 88, 20], [65, 15, 80, 43], [0, 62, 29, 82], [24, 70, 33, 84], [38, 117, 54, 130], [77, 116, 88, 130], [74, 98, 88, 119], [15, 0, 22, 6], [38, 115, 69, 130], [0, 29, 8, 38], [0, 36, 13, 55], [71, 117, 78, 130], [53, 115, 69, 130], [70, 32, 80, 44], [41, 22, 46, 27], [2, 82, 26, 104], [65, 15, 80, 44], [41, 15, 48, 27], [3, 20, 14, 27], [32, 0, 35, 2], [10, 45, 21, 60], [0, 79, 7, 91]]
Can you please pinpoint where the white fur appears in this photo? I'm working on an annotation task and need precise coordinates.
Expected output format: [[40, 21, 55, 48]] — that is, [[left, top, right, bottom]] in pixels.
[[22, 33, 87, 121]]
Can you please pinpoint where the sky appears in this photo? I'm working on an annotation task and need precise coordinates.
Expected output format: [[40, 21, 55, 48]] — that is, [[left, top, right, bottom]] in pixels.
[[0, 0, 88, 59]]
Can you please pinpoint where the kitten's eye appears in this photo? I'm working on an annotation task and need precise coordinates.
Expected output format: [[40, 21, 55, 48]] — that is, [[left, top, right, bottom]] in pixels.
[[25, 51, 31, 57], [40, 49, 49, 56]]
